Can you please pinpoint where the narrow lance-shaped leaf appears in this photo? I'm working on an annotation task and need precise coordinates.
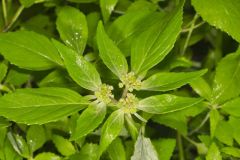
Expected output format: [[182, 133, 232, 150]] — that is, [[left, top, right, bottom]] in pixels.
[[212, 51, 240, 104], [52, 39, 101, 91], [210, 109, 220, 138], [131, 1, 183, 75], [71, 104, 106, 140], [138, 94, 203, 114], [56, 6, 88, 54], [107, 138, 126, 160], [131, 132, 159, 160], [99, 109, 124, 157], [0, 31, 63, 70], [0, 87, 88, 124], [52, 135, 76, 156], [97, 21, 128, 79], [0, 60, 8, 82], [141, 69, 207, 91], [100, 0, 118, 23], [192, 0, 240, 43], [190, 77, 212, 101]]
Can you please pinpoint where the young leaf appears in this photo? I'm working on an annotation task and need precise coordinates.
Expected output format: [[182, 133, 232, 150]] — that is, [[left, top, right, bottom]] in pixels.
[[100, 0, 118, 23], [7, 133, 30, 158], [52, 40, 101, 91], [190, 77, 212, 101], [34, 152, 61, 160], [192, 0, 240, 43], [131, 132, 159, 160], [215, 120, 233, 146], [152, 138, 176, 160], [27, 125, 46, 153], [96, 21, 128, 78], [210, 109, 220, 138], [221, 147, 240, 158], [71, 104, 106, 140], [222, 97, 240, 117], [72, 143, 98, 160], [125, 114, 139, 141], [52, 135, 76, 156], [138, 94, 203, 114], [56, 6, 88, 54], [131, 1, 183, 75], [206, 143, 222, 160], [229, 116, 240, 145], [0, 87, 88, 124], [141, 69, 207, 91], [99, 109, 124, 156], [212, 51, 240, 104], [0, 60, 8, 82], [0, 31, 63, 70], [107, 138, 126, 160]]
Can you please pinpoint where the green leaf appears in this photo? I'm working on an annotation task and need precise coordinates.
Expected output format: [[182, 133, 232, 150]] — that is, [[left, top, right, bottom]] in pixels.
[[131, 1, 183, 75], [206, 143, 222, 160], [127, 0, 158, 12], [0, 60, 8, 82], [215, 120, 233, 146], [0, 31, 63, 70], [210, 109, 220, 138], [67, 0, 97, 3], [125, 114, 139, 141], [75, 143, 98, 160], [131, 132, 159, 160], [138, 94, 203, 114], [190, 77, 212, 101], [100, 0, 118, 23], [212, 52, 240, 104], [99, 109, 124, 156], [192, 0, 240, 43], [56, 6, 88, 54], [152, 103, 206, 135], [229, 116, 240, 145], [141, 69, 207, 91], [52, 135, 76, 156], [221, 147, 240, 158], [34, 152, 61, 160], [107, 10, 154, 56], [96, 21, 128, 78], [26, 125, 46, 153], [0, 87, 88, 124], [152, 138, 176, 160], [222, 97, 240, 117], [107, 138, 126, 160], [52, 40, 101, 91], [8, 132, 30, 158], [71, 104, 106, 140], [86, 12, 100, 47]]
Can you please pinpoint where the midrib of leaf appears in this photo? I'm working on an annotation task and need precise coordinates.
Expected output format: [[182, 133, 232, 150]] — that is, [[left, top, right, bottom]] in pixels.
[[214, 58, 240, 103], [0, 39, 60, 66]]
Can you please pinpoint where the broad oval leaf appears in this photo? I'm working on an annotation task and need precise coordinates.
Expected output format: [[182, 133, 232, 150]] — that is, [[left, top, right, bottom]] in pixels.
[[138, 94, 203, 114], [0, 87, 88, 124], [192, 0, 240, 43], [131, 132, 159, 160], [141, 69, 207, 91], [97, 21, 128, 79], [100, 0, 118, 23], [52, 40, 102, 91], [71, 104, 106, 140], [0, 31, 63, 70], [52, 135, 76, 156], [222, 97, 240, 117], [131, 1, 183, 75], [27, 125, 46, 153], [212, 51, 240, 104], [57, 6, 88, 54], [99, 109, 124, 157]]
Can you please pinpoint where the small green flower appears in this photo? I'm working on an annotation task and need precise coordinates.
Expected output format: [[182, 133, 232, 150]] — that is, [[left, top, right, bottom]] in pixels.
[[119, 93, 138, 113], [94, 84, 114, 104], [119, 72, 141, 92]]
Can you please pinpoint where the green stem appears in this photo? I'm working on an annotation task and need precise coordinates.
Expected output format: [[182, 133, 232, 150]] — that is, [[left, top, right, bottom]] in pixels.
[[177, 132, 185, 160], [181, 14, 199, 55], [182, 135, 198, 147], [2, 0, 7, 24], [189, 112, 210, 136], [181, 21, 205, 33], [3, 5, 24, 32]]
